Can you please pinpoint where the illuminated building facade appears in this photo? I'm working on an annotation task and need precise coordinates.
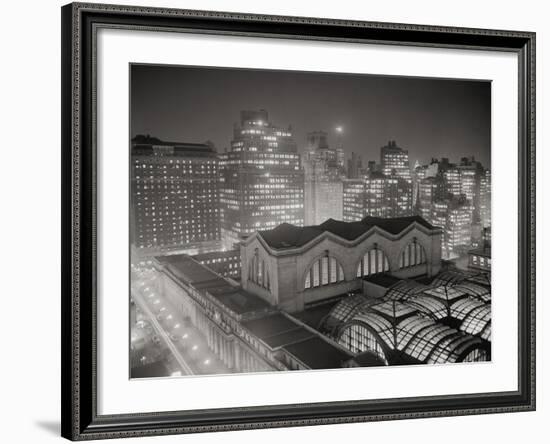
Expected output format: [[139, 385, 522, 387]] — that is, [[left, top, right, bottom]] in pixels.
[[343, 179, 365, 222], [191, 249, 241, 278], [219, 110, 304, 249], [130, 135, 220, 257], [241, 216, 442, 313], [303, 131, 344, 225], [417, 176, 443, 222], [380, 140, 411, 182], [385, 177, 413, 217], [342, 171, 412, 221], [459, 167, 477, 204], [479, 169, 491, 228], [412, 159, 439, 206], [431, 197, 474, 259], [443, 168, 461, 197]]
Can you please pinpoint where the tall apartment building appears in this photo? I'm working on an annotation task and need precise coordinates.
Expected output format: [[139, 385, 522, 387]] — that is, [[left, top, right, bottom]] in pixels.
[[479, 169, 491, 228], [431, 197, 474, 259], [342, 170, 411, 221], [416, 176, 443, 222], [130, 135, 220, 258], [219, 110, 304, 249], [380, 140, 411, 182], [303, 131, 343, 225], [443, 167, 461, 197]]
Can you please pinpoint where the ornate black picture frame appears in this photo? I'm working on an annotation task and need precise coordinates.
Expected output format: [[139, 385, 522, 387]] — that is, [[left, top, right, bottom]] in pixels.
[[61, 2, 535, 440]]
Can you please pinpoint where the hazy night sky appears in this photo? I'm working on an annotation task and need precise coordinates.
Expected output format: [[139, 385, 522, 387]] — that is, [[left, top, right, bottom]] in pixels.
[[131, 64, 491, 167]]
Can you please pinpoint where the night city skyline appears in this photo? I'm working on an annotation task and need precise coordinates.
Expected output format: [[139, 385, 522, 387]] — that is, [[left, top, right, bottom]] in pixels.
[[131, 64, 491, 167], [129, 63, 492, 379]]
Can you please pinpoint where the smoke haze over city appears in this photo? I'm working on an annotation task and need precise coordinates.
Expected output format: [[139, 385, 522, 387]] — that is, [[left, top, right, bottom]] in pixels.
[[131, 64, 491, 167]]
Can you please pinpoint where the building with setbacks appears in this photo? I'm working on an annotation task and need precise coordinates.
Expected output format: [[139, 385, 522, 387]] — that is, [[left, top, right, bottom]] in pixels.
[[219, 110, 304, 250]]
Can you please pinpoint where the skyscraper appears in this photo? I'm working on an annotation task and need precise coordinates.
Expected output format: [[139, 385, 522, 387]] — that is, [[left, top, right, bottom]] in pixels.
[[219, 110, 304, 249], [443, 167, 461, 197], [334, 126, 346, 172], [303, 131, 343, 225], [431, 196, 473, 259], [130, 135, 220, 257], [479, 169, 491, 228], [343, 179, 365, 222], [342, 170, 409, 221], [347, 151, 364, 179], [417, 176, 443, 222], [380, 140, 411, 182]]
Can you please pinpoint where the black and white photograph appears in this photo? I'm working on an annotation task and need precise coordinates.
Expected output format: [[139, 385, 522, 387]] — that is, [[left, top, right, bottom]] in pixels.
[[129, 65, 492, 378]]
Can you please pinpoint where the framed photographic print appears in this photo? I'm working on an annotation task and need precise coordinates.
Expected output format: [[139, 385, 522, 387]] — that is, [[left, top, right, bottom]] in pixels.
[[61, 2, 536, 440]]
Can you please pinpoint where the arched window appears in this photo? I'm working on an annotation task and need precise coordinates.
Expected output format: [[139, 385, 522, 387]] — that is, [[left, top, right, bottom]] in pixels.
[[399, 239, 427, 268], [356, 246, 389, 277], [248, 250, 270, 291], [304, 254, 345, 289], [338, 323, 388, 365]]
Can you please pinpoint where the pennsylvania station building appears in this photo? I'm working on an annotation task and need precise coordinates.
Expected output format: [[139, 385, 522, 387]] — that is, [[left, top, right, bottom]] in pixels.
[[150, 215, 491, 374]]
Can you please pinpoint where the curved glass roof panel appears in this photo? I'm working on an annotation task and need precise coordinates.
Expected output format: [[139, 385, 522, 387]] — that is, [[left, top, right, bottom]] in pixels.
[[326, 294, 367, 324], [395, 315, 435, 349], [405, 295, 448, 320], [423, 286, 467, 303], [454, 281, 491, 302], [450, 297, 485, 321], [460, 304, 491, 336], [403, 324, 455, 362], [384, 280, 429, 301]]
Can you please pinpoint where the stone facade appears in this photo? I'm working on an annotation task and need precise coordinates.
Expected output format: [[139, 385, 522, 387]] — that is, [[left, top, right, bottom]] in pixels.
[[242, 220, 442, 313]]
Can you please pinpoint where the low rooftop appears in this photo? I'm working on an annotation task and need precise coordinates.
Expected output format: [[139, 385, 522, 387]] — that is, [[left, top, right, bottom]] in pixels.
[[242, 312, 353, 368], [258, 216, 435, 250], [283, 336, 353, 369], [132, 135, 217, 156], [156, 255, 270, 316]]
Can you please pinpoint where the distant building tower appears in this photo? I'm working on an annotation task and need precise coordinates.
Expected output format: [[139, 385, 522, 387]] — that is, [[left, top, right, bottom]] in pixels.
[[347, 151, 364, 179], [380, 140, 411, 182], [479, 169, 491, 228], [219, 110, 304, 249], [335, 126, 346, 172], [342, 170, 411, 221], [417, 176, 443, 222], [431, 196, 474, 260], [130, 135, 220, 257], [366, 172, 392, 217], [413, 160, 439, 206], [343, 179, 366, 222], [303, 131, 343, 225], [443, 167, 461, 197]]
